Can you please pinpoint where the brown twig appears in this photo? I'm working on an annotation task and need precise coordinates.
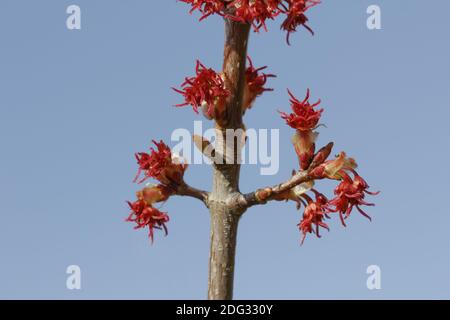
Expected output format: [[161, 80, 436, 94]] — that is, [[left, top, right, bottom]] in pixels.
[[238, 142, 334, 208], [175, 182, 209, 205], [239, 170, 314, 208]]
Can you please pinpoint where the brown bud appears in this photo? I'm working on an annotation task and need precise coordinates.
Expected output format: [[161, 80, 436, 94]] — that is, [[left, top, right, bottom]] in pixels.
[[256, 188, 273, 201], [309, 142, 334, 169], [137, 184, 172, 205]]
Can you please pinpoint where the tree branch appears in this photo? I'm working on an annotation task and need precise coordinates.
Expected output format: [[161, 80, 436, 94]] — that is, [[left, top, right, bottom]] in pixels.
[[217, 18, 250, 129], [175, 182, 209, 205], [238, 141, 334, 208], [238, 170, 314, 208], [207, 20, 250, 301]]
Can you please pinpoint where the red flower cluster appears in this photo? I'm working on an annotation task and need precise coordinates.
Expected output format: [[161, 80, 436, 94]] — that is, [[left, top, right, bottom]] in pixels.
[[294, 155, 378, 243], [279, 90, 378, 244], [280, 89, 323, 169], [228, 0, 279, 32], [130, 140, 187, 243], [327, 170, 379, 226], [127, 200, 170, 243], [126, 185, 172, 243], [280, 0, 320, 45], [243, 56, 276, 111], [280, 89, 323, 131], [181, 0, 320, 44], [298, 190, 330, 244], [295, 171, 378, 244], [134, 140, 187, 186], [173, 60, 229, 117], [180, 0, 225, 21]]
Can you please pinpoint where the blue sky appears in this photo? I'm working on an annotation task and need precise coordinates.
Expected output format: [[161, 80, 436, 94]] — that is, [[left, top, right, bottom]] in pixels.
[[1, 0, 450, 299]]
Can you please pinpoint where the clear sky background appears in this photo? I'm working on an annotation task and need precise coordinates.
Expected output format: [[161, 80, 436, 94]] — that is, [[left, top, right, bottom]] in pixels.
[[1, 0, 450, 299]]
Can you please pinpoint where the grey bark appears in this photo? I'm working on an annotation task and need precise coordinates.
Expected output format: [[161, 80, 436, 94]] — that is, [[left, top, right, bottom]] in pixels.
[[207, 20, 250, 300]]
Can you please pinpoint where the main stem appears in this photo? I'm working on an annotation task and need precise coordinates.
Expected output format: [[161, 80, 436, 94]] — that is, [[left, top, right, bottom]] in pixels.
[[207, 20, 250, 300]]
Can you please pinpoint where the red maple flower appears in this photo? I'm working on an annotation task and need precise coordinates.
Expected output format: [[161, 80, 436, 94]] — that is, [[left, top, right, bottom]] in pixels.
[[134, 140, 187, 185], [243, 56, 276, 110], [180, 1, 320, 44], [173, 60, 229, 117], [180, 0, 226, 20], [126, 199, 170, 243], [228, 0, 279, 32], [298, 190, 330, 244], [280, 88, 323, 131], [280, 0, 320, 44], [328, 171, 379, 226]]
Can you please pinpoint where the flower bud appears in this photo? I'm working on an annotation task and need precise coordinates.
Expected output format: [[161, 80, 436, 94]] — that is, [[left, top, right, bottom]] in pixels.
[[309, 142, 334, 169], [292, 130, 318, 170], [309, 152, 357, 180], [137, 184, 173, 205]]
